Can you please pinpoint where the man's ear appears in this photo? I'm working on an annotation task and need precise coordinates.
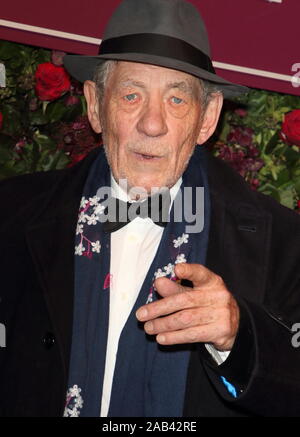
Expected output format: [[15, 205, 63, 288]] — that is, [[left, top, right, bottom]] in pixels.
[[197, 93, 223, 145], [83, 80, 102, 134]]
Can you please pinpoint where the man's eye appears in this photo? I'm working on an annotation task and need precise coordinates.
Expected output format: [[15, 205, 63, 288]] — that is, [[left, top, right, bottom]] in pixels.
[[171, 96, 184, 104], [124, 93, 138, 102]]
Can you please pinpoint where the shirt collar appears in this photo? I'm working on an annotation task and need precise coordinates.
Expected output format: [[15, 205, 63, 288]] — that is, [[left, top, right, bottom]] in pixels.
[[110, 174, 182, 206]]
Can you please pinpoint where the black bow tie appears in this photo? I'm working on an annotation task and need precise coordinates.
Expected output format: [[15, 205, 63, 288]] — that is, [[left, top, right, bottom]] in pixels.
[[103, 192, 171, 233]]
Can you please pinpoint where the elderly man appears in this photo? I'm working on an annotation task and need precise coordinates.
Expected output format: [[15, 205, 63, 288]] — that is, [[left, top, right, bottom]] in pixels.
[[0, 0, 300, 417]]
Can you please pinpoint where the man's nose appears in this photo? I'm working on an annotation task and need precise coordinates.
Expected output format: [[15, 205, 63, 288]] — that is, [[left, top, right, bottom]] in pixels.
[[136, 98, 168, 137]]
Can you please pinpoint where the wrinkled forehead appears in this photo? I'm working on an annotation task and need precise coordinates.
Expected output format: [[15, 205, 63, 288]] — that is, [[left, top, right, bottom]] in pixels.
[[107, 61, 202, 94]]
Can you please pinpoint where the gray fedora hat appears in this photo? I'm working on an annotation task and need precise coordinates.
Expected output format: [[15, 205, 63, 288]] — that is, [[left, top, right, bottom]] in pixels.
[[64, 0, 247, 98]]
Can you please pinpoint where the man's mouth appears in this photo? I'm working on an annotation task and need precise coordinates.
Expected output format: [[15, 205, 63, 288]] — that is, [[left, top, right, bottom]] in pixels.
[[134, 152, 162, 161]]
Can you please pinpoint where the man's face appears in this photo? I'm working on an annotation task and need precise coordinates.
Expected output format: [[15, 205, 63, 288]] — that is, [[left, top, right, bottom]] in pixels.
[[86, 62, 222, 193]]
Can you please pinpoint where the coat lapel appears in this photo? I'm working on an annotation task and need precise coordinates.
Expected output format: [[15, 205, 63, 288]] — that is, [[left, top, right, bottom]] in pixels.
[[206, 194, 271, 304], [184, 151, 273, 416], [25, 149, 101, 377], [206, 151, 272, 304], [23, 147, 272, 415], [26, 213, 77, 377]]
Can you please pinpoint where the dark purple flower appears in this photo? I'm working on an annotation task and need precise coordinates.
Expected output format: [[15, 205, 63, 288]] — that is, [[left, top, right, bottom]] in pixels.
[[227, 126, 254, 148], [51, 50, 67, 67], [65, 95, 80, 106], [63, 134, 73, 144], [246, 158, 264, 172], [248, 144, 260, 158], [72, 120, 88, 130], [15, 138, 26, 153], [29, 97, 38, 111], [250, 178, 260, 190], [71, 81, 84, 96], [234, 108, 248, 118]]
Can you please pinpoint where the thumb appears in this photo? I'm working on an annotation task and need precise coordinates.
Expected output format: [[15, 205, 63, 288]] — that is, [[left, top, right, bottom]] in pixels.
[[174, 262, 213, 288], [154, 276, 185, 298]]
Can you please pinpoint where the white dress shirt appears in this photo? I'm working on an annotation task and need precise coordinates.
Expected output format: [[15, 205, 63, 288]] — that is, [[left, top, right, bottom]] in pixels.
[[100, 176, 229, 416]]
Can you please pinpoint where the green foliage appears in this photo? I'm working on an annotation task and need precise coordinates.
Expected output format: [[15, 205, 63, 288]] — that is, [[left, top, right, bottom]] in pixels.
[[0, 40, 299, 212], [0, 40, 97, 179], [215, 89, 300, 210]]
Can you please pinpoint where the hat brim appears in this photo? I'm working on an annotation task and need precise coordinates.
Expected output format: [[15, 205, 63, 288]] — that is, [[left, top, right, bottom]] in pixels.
[[64, 52, 248, 98]]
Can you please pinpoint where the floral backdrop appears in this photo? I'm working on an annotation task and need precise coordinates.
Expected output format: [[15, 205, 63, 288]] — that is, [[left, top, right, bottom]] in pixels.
[[0, 40, 299, 212]]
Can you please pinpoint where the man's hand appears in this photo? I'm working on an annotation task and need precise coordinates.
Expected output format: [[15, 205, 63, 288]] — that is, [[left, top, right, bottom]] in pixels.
[[136, 263, 240, 351]]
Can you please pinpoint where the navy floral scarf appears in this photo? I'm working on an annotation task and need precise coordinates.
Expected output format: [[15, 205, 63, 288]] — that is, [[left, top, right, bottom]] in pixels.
[[64, 146, 210, 417]]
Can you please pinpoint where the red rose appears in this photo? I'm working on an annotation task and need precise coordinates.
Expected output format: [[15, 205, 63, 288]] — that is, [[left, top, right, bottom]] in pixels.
[[0, 112, 3, 130], [35, 62, 71, 101], [281, 109, 300, 146]]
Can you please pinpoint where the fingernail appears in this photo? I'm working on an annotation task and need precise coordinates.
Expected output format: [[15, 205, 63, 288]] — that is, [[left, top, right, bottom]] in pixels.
[[145, 322, 153, 333], [136, 308, 148, 320], [177, 263, 185, 271], [157, 335, 166, 343]]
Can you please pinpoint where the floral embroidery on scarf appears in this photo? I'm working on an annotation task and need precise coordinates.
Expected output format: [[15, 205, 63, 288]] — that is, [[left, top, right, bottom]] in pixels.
[[63, 385, 84, 417], [75, 195, 105, 258], [173, 233, 189, 248], [103, 273, 113, 290], [146, 233, 189, 303], [153, 253, 187, 280]]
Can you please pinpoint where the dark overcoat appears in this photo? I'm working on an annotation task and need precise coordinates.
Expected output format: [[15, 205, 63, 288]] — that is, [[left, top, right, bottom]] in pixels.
[[0, 148, 299, 416]]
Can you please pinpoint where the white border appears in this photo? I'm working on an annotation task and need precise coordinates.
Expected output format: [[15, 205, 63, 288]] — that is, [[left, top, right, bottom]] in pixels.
[[0, 19, 101, 44], [213, 61, 298, 84], [0, 19, 299, 84]]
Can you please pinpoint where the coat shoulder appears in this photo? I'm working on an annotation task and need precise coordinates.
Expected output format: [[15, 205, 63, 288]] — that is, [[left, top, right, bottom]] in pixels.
[[207, 151, 300, 226], [207, 152, 300, 289], [0, 148, 101, 233], [0, 168, 67, 203]]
